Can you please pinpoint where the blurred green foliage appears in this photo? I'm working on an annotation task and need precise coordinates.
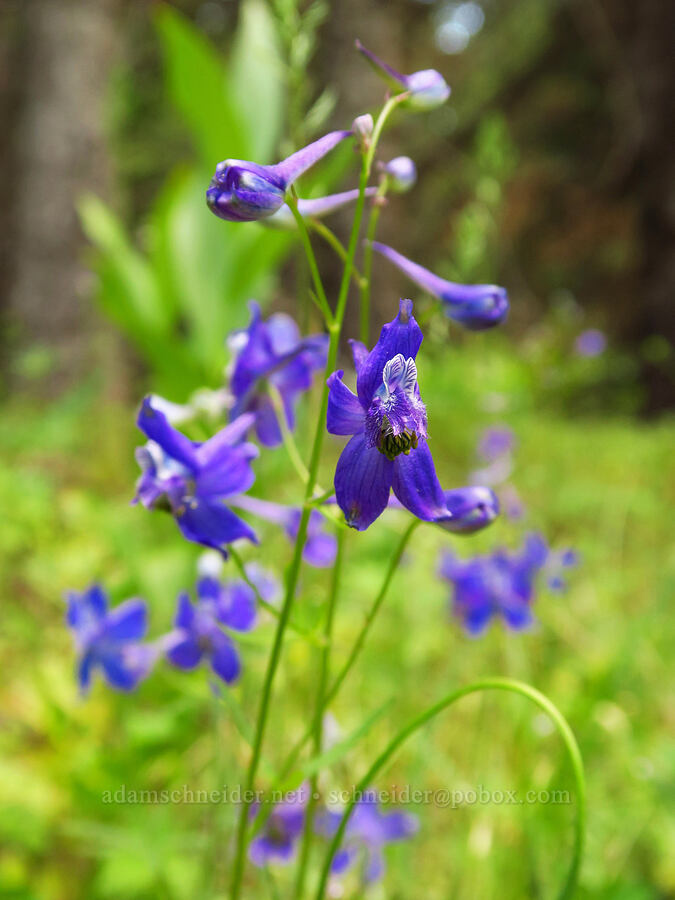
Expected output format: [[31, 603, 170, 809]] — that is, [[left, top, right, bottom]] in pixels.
[[1, 328, 673, 899], [79, 2, 294, 399]]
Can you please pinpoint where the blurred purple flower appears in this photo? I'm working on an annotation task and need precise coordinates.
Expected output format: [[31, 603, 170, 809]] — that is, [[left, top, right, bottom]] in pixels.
[[327, 299, 451, 530], [545, 547, 580, 592], [134, 397, 258, 555], [207, 130, 351, 222], [228, 302, 328, 447], [478, 426, 515, 462], [355, 39, 450, 110], [317, 789, 419, 883], [439, 534, 550, 635], [265, 187, 377, 229], [166, 574, 259, 684], [382, 156, 417, 193], [371, 242, 509, 330], [575, 329, 607, 358], [230, 494, 338, 567], [65, 585, 152, 694], [249, 784, 309, 867]]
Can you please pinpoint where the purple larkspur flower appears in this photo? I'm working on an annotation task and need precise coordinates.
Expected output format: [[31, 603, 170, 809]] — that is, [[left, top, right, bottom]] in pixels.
[[317, 789, 419, 884], [206, 130, 351, 222], [574, 328, 607, 357], [166, 574, 258, 684], [372, 242, 509, 331], [231, 494, 337, 567], [134, 397, 258, 555], [327, 299, 452, 531], [382, 156, 417, 193], [66, 585, 151, 694], [265, 187, 378, 229], [478, 426, 515, 462], [355, 39, 450, 110], [387, 484, 499, 534], [249, 784, 309, 867], [440, 534, 549, 635], [228, 302, 328, 447]]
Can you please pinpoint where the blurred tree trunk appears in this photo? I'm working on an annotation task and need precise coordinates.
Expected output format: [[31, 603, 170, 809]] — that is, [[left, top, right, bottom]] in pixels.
[[2, 0, 121, 394]]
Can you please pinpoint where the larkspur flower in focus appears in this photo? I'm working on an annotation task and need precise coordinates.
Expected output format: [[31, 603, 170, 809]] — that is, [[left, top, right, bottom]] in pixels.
[[228, 302, 328, 447], [372, 242, 509, 331], [66, 585, 151, 693], [249, 784, 309, 867], [317, 789, 419, 884], [264, 187, 378, 229], [166, 573, 258, 684], [207, 130, 351, 222], [439, 534, 550, 635], [355, 39, 450, 110], [327, 299, 450, 530], [134, 397, 258, 554], [231, 494, 337, 567], [381, 156, 417, 193]]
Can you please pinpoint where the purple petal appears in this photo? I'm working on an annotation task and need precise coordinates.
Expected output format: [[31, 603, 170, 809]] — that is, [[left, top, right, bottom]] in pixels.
[[304, 529, 338, 568], [266, 313, 301, 354], [66, 584, 108, 630], [173, 592, 195, 630], [177, 500, 258, 552], [272, 130, 352, 186], [372, 243, 508, 331], [195, 414, 257, 466], [327, 370, 365, 435], [334, 434, 393, 530], [356, 299, 423, 408], [100, 650, 146, 691], [196, 443, 258, 499], [364, 848, 386, 883], [229, 494, 290, 527], [210, 632, 241, 684], [104, 599, 148, 643], [434, 486, 500, 534], [391, 440, 447, 521], [136, 397, 196, 469], [167, 635, 203, 670], [379, 810, 419, 841], [217, 583, 257, 632], [355, 39, 406, 86], [349, 339, 369, 373], [331, 846, 357, 875], [77, 653, 94, 693]]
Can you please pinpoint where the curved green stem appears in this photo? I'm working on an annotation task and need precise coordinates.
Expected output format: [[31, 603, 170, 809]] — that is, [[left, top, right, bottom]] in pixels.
[[294, 529, 344, 898], [266, 383, 310, 484], [314, 678, 586, 900], [249, 519, 420, 843]]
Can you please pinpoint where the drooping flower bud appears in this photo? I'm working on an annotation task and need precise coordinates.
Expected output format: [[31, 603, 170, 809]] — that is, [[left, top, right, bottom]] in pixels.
[[352, 113, 374, 148], [355, 39, 450, 111], [371, 241, 509, 331], [263, 187, 378, 229], [433, 486, 500, 533], [207, 130, 352, 222], [382, 156, 417, 193]]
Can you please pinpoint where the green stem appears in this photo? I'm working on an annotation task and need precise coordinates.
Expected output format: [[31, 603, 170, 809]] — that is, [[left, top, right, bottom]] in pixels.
[[360, 176, 388, 344], [293, 529, 344, 898], [249, 519, 419, 842], [229, 138, 371, 900], [266, 382, 310, 484], [309, 219, 366, 290], [287, 190, 334, 326], [314, 678, 586, 900]]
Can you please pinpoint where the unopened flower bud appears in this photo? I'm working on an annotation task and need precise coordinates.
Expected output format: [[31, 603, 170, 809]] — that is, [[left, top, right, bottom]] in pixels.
[[383, 156, 417, 193], [355, 39, 450, 111]]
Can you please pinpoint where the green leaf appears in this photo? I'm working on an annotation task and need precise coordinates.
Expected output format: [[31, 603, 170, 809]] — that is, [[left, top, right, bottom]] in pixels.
[[154, 5, 248, 168]]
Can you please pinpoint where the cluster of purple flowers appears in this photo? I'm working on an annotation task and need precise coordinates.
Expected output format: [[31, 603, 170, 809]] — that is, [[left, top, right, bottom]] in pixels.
[[66, 562, 278, 694], [250, 785, 418, 887]]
